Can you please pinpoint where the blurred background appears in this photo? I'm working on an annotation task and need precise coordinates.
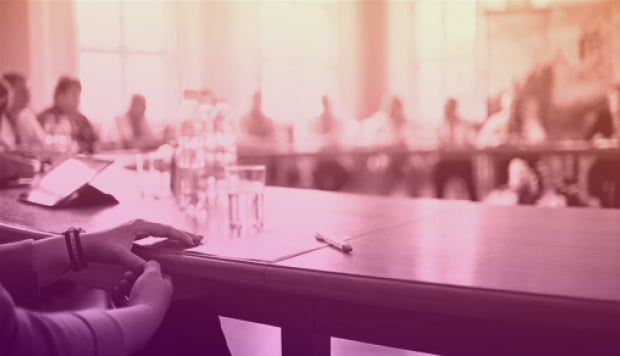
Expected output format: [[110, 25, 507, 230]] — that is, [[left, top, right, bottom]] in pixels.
[[2, 0, 620, 207], [3, 0, 617, 131]]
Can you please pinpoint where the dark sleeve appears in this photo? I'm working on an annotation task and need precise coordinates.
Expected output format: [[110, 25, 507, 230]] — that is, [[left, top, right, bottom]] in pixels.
[[586, 108, 614, 139], [76, 114, 99, 153], [0, 240, 39, 302], [36, 108, 51, 127], [0, 286, 125, 356]]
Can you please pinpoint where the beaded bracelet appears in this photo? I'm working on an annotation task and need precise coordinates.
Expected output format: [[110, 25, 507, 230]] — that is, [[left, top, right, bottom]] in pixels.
[[64, 227, 88, 271]]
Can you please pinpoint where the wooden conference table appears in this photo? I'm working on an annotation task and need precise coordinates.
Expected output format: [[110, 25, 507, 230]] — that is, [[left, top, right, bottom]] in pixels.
[[1, 167, 620, 355]]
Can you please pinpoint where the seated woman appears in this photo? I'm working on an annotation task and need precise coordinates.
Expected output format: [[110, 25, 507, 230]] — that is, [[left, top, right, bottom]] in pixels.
[[478, 94, 546, 147], [38, 76, 98, 154], [434, 98, 478, 200], [585, 84, 620, 207], [1, 219, 231, 356], [484, 158, 600, 208], [366, 96, 411, 147], [239, 90, 278, 145], [477, 91, 514, 148], [293, 95, 351, 190], [478, 94, 548, 188], [102, 94, 162, 150], [362, 96, 413, 195], [483, 158, 541, 206], [0, 74, 45, 186], [0, 72, 47, 150]]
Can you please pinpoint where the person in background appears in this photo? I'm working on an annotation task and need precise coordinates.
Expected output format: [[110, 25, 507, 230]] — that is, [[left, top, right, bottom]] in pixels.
[[508, 95, 547, 144], [238, 90, 282, 184], [295, 95, 350, 191], [239, 90, 277, 145], [484, 157, 600, 208], [103, 94, 161, 150], [1, 219, 231, 356], [478, 93, 547, 146], [295, 95, 341, 148], [586, 84, 620, 207], [0, 79, 38, 184], [38, 76, 98, 153], [0, 72, 46, 150], [369, 96, 410, 147], [477, 91, 514, 147], [434, 98, 477, 200], [361, 96, 412, 195], [479, 93, 548, 187], [585, 84, 620, 140], [387, 97, 408, 143], [483, 158, 541, 206], [481, 95, 588, 207]]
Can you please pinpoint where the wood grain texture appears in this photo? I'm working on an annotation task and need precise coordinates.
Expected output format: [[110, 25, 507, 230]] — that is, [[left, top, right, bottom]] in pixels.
[[3, 167, 620, 354]]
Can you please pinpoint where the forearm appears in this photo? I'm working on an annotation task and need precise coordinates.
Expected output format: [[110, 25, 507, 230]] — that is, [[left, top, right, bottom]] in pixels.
[[32, 235, 71, 288], [5, 303, 125, 356], [108, 304, 165, 355]]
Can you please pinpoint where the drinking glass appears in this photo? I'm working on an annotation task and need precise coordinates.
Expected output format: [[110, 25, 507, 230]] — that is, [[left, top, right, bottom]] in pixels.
[[225, 165, 266, 230], [136, 145, 173, 199]]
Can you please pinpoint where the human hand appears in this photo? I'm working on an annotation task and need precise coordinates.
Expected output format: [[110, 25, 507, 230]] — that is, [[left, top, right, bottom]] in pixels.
[[82, 219, 202, 270], [125, 261, 172, 317]]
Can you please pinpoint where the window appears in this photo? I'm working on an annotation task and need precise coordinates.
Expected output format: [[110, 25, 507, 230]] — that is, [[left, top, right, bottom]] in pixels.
[[74, 0, 173, 125], [413, 0, 479, 123], [258, 1, 339, 125]]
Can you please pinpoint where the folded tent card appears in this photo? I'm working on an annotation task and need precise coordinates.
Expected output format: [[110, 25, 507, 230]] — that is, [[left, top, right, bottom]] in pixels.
[[19, 156, 118, 208]]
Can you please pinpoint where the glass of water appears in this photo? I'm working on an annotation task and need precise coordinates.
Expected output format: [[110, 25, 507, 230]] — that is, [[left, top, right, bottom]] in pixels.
[[225, 165, 266, 230], [136, 145, 173, 199]]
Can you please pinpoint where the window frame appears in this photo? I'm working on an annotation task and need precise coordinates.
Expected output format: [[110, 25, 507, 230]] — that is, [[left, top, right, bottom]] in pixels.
[[73, 0, 175, 125]]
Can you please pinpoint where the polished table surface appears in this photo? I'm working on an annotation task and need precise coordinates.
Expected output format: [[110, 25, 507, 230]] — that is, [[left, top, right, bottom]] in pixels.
[[1, 166, 620, 355]]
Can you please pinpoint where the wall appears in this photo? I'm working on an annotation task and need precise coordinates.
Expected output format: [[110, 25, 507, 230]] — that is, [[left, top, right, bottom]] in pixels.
[[28, 0, 77, 112], [1, 0, 367, 123], [486, 1, 620, 108], [5, 0, 617, 132], [485, 1, 620, 137], [0, 0, 30, 80]]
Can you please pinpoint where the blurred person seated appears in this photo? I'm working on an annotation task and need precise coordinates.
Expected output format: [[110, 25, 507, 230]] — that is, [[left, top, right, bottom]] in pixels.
[[434, 98, 478, 200], [295, 95, 342, 148], [294, 95, 351, 191], [366, 96, 410, 147], [585, 84, 620, 140], [239, 90, 277, 145], [38, 76, 98, 153], [479, 94, 548, 188], [0, 219, 231, 356], [479, 93, 546, 147], [0, 72, 47, 151], [362, 96, 412, 195], [102, 94, 162, 150], [483, 158, 540, 205], [534, 160, 600, 208], [484, 158, 599, 208], [508, 96, 547, 144], [477, 91, 514, 147], [586, 84, 620, 207], [238, 90, 284, 185]]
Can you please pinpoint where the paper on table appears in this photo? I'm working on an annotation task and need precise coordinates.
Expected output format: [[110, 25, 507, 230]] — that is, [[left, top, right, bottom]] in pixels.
[[135, 228, 326, 263], [184, 227, 325, 263]]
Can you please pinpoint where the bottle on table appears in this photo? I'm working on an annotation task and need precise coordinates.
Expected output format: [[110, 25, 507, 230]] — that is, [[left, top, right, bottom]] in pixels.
[[201, 98, 237, 204], [170, 93, 237, 214], [171, 92, 205, 213]]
